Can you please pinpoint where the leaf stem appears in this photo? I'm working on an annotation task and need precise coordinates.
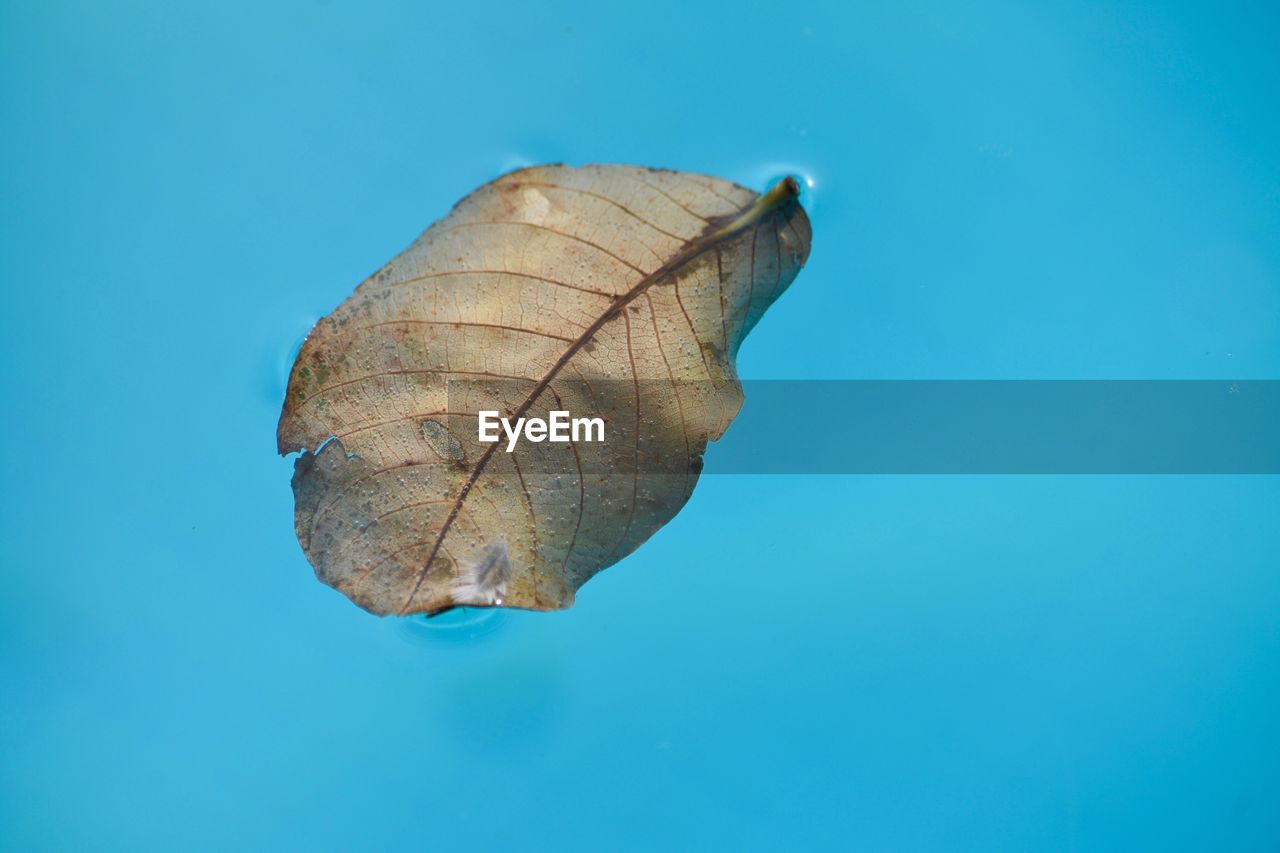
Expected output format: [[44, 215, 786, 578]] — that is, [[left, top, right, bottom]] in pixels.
[[703, 176, 802, 244]]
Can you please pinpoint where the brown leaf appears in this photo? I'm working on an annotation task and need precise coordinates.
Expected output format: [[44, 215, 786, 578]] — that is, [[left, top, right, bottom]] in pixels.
[[278, 164, 811, 615]]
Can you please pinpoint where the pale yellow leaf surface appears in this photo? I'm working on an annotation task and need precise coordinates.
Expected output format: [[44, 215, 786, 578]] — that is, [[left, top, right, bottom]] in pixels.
[[278, 164, 811, 615]]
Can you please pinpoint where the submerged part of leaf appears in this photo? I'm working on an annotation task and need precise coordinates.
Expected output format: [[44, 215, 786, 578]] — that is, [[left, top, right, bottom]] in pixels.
[[278, 164, 811, 615]]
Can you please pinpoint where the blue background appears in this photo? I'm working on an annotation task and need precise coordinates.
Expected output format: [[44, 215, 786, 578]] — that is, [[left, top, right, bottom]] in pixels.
[[2, 1, 1278, 849]]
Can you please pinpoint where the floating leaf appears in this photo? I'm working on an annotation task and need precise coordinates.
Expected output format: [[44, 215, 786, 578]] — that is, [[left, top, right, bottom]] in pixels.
[[278, 165, 811, 615]]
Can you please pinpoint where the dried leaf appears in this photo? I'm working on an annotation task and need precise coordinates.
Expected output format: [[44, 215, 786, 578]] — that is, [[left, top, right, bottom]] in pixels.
[[278, 164, 811, 615]]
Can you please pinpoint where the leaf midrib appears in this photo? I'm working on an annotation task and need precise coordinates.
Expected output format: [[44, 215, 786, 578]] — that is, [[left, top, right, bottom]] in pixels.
[[401, 179, 796, 614]]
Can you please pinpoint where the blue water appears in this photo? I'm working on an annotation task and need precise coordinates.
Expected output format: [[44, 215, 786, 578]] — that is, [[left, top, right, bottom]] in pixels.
[[3, 1, 1278, 850]]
